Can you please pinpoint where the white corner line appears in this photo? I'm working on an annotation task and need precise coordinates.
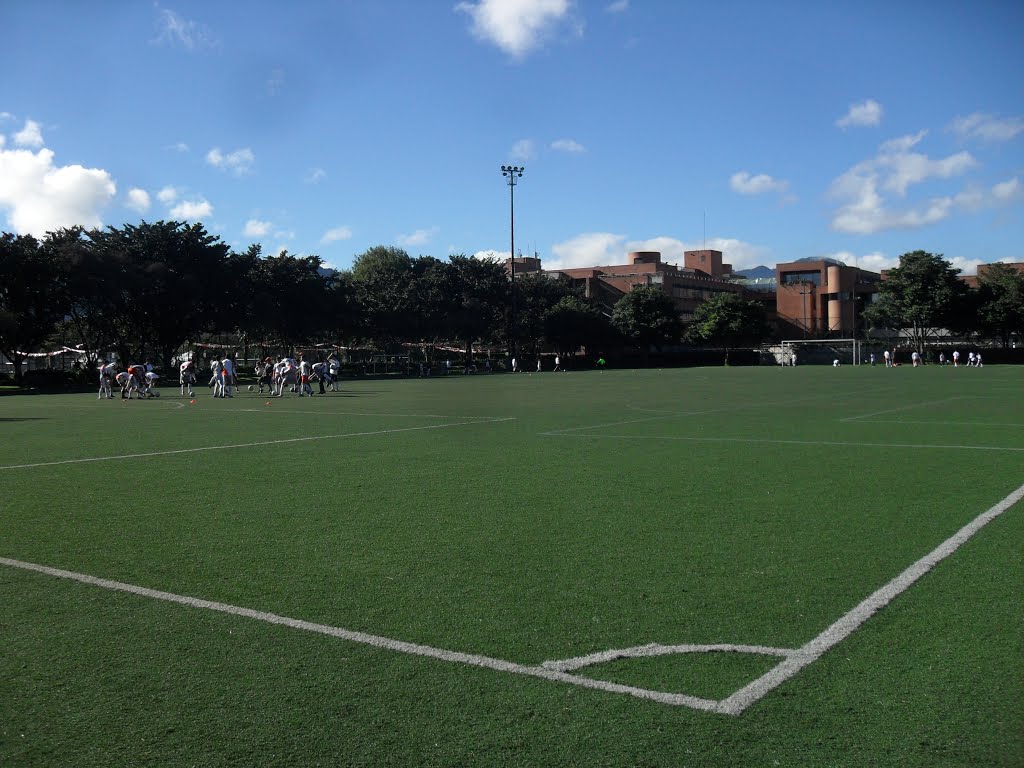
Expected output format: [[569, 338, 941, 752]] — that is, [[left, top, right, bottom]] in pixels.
[[715, 479, 1024, 716], [0, 555, 719, 713], [0, 418, 514, 471]]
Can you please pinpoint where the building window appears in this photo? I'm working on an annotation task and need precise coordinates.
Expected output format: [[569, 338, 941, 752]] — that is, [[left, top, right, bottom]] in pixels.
[[781, 271, 821, 287]]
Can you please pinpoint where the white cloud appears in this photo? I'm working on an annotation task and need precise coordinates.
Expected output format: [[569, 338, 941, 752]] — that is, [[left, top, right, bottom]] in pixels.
[[305, 167, 327, 184], [244, 219, 272, 237], [0, 112, 13, 123], [456, 0, 573, 58], [949, 112, 1024, 142], [397, 226, 439, 247], [606, 0, 630, 12], [549, 232, 628, 270], [0, 146, 116, 235], [168, 142, 189, 153], [829, 133, 980, 234], [157, 185, 178, 204], [13, 119, 44, 148], [836, 99, 883, 129], [546, 232, 772, 273], [551, 138, 585, 153], [509, 138, 535, 161], [730, 171, 789, 196], [126, 188, 151, 213], [206, 147, 255, 175], [152, 6, 217, 50], [992, 177, 1021, 201], [169, 199, 213, 220], [321, 226, 353, 244]]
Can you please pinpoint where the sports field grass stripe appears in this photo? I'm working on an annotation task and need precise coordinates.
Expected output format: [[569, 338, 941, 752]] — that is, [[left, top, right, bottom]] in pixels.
[[0, 556, 722, 713], [543, 433, 1024, 452], [0, 418, 514, 471], [716, 478, 1024, 715]]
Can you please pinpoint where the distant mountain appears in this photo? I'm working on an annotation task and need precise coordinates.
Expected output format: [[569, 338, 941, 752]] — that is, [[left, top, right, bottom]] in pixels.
[[735, 265, 774, 278], [795, 256, 846, 266]]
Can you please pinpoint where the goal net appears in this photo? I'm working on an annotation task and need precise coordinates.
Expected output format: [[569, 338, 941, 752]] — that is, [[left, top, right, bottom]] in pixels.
[[778, 338, 860, 366]]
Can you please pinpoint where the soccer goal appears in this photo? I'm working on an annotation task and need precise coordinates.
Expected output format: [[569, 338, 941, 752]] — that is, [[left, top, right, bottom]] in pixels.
[[779, 338, 861, 366]]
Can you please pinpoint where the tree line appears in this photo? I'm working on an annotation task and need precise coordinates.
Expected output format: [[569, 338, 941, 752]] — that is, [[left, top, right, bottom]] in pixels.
[[2, 222, 1021, 381]]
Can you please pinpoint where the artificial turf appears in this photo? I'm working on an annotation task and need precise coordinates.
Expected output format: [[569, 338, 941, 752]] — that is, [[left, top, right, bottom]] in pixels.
[[1, 364, 1021, 766]]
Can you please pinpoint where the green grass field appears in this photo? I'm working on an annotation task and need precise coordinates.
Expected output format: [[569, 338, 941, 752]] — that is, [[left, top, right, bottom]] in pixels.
[[2, 365, 1022, 767]]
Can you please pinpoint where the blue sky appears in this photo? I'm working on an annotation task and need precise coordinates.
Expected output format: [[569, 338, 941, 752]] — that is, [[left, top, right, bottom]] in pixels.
[[2, 0, 1022, 276]]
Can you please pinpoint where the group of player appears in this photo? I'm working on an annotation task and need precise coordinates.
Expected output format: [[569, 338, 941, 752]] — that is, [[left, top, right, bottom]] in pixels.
[[251, 355, 342, 397], [96, 361, 161, 399], [174, 354, 343, 399], [98, 353, 344, 400]]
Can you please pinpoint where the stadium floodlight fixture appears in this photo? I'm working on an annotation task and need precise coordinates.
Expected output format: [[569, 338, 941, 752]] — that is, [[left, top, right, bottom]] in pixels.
[[500, 165, 525, 359]]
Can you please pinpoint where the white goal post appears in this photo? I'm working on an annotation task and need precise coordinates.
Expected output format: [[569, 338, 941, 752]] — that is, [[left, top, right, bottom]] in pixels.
[[778, 338, 861, 366]]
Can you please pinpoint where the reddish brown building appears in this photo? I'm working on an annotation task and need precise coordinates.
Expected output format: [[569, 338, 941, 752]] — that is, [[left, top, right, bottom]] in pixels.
[[541, 250, 743, 323], [959, 261, 1024, 289], [775, 259, 880, 336]]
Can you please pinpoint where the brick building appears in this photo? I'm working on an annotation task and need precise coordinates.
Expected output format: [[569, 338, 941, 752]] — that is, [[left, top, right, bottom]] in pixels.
[[513, 250, 744, 323], [775, 259, 880, 336]]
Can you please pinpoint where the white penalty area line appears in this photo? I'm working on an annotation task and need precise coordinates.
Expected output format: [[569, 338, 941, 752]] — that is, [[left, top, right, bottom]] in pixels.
[[0, 418, 514, 471], [1, 480, 1020, 715], [839, 396, 967, 422]]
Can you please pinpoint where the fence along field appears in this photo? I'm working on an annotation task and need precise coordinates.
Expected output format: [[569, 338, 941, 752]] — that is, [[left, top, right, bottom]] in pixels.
[[1, 365, 1021, 764]]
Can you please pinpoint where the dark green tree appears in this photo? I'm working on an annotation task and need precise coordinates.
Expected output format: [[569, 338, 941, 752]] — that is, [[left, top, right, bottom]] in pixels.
[[512, 272, 579, 356], [610, 285, 682, 363], [976, 263, 1024, 347], [685, 292, 768, 364], [0, 232, 70, 381], [239, 248, 333, 353], [446, 254, 507, 360], [862, 250, 969, 354], [87, 220, 233, 369], [350, 246, 415, 348], [544, 294, 611, 356]]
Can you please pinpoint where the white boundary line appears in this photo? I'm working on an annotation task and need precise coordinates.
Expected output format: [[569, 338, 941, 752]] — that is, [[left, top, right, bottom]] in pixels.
[[847, 419, 1024, 428], [2, 479, 1020, 715], [0, 418, 514, 471], [716, 478, 1024, 714], [541, 433, 1024, 453]]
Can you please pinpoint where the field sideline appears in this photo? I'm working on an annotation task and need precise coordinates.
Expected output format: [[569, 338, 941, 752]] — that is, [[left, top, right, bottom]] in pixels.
[[2, 365, 1022, 766]]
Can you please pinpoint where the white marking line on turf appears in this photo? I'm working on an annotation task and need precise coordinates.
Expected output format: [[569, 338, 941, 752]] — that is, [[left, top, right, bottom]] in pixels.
[[543, 642, 794, 673], [4, 481, 1021, 716], [544, 433, 1024, 453], [0, 418, 514, 471], [0, 556, 722, 714], [850, 419, 1024, 428], [839, 396, 966, 422], [716, 478, 1024, 716], [236, 409, 505, 420]]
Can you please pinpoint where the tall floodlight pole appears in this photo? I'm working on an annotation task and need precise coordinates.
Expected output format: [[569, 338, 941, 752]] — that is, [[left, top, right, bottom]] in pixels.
[[501, 165, 524, 358]]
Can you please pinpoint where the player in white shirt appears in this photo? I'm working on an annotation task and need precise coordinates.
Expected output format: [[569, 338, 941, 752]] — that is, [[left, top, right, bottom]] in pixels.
[[179, 360, 196, 397], [310, 361, 328, 394], [298, 358, 314, 396], [327, 355, 341, 391], [221, 356, 235, 397], [98, 361, 116, 399]]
